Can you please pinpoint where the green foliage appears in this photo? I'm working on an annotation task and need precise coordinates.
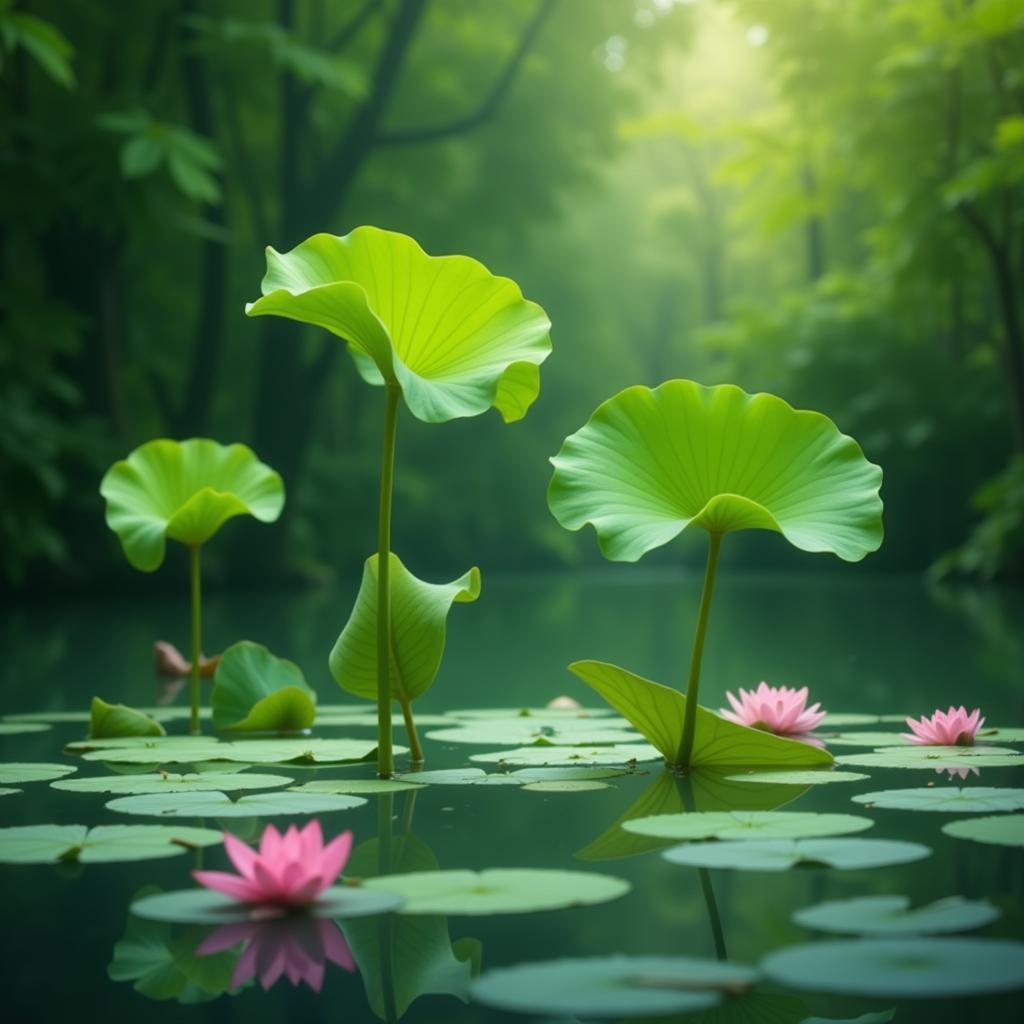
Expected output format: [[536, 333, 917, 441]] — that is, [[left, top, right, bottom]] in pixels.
[[0, 3, 75, 88], [211, 640, 316, 732], [89, 697, 165, 739]]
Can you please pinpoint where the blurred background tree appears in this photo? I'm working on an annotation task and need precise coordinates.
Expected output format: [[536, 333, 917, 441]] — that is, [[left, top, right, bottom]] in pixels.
[[1, 0, 1022, 593]]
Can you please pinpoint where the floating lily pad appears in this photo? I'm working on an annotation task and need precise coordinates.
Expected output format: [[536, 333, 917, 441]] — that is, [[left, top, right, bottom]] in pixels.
[[0, 824, 221, 863], [0, 762, 77, 784], [53, 771, 294, 795], [761, 938, 1024, 996], [470, 956, 759, 1018], [663, 838, 931, 872], [211, 641, 317, 732], [3, 711, 92, 723], [131, 885, 403, 924], [90, 697, 166, 738], [837, 747, 1023, 769], [725, 770, 869, 785], [823, 733, 909, 748], [0, 722, 51, 735], [976, 727, 1024, 743], [0, 788, 19, 797], [316, 712, 454, 728], [512, 767, 629, 782], [522, 781, 611, 793], [289, 779, 425, 795], [425, 723, 640, 746], [106, 790, 367, 818], [399, 768, 522, 786], [469, 744, 660, 767], [363, 868, 630, 915], [793, 895, 1000, 936], [853, 787, 1024, 813], [74, 737, 389, 765], [942, 814, 1024, 847], [449, 707, 617, 720], [820, 714, 883, 727], [625, 811, 873, 841]]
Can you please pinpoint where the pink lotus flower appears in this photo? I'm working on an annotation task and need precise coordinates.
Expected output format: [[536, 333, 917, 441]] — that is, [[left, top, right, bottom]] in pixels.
[[720, 682, 826, 737], [196, 917, 354, 993], [902, 707, 985, 746], [193, 821, 352, 907]]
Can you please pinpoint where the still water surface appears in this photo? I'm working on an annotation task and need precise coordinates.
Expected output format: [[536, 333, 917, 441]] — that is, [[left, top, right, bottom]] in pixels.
[[1, 570, 1022, 1023]]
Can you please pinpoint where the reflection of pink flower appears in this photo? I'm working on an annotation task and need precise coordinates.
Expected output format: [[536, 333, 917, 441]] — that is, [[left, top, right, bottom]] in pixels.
[[547, 696, 582, 710], [720, 683, 826, 737], [902, 707, 985, 746], [936, 766, 981, 780], [196, 917, 354, 993], [194, 821, 352, 907]]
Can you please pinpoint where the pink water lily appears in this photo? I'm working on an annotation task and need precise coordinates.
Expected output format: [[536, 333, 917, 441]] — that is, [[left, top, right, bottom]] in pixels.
[[196, 917, 354, 993], [193, 821, 352, 907], [720, 682, 826, 737], [902, 706, 985, 746]]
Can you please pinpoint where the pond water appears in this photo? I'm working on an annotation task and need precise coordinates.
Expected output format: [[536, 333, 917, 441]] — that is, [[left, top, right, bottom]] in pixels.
[[1, 569, 1022, 1024]]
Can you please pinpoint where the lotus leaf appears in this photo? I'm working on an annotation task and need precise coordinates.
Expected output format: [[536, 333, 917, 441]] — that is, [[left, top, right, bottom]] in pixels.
[[106, 790, 366, 818], [90, 697, 166, 738], [53, 771, 294, 795], [663, 837, 931, 872], [853, 787, 1024, 813], [0, 722, 50, 735], [793, 895, 1000, 936], [469, 743, 661, 767], [624, 811, 872, 841], [211, 640, 316, 732], [942, 814, 1024, 847], [0, 823, 221, 863], [0, 762, 76, 784]]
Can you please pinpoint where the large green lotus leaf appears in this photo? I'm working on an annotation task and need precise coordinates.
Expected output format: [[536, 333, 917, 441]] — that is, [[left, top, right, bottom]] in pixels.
[[761, 938, 1024, 997], [624, 811, 872, 842], [245, 227, 552, 424], [100, 438, 284, 571], [211, 641, 316, 732], [853, 787, 1024, 813], [106, 790, 366, 818], [942, 814, 1024, 847], [75, 736, 387, 765], [792, 895, 1000, 936], [90, 697, 166, 738], [53, 771, 293, 795], [548, 380, 883, 562], [0, 824, 221, 863], [837, 746, 1022, 769], [470, 956, 759, 1019], [569, 661, 833, 769], [330, 554, 480, 704], [0, 762, 76, 784]]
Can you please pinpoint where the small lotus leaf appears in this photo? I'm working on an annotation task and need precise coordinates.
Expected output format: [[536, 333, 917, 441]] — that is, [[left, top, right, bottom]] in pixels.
[[76, 736, 387, 765], [330, 554, 479, 705], [761, 938, 1024, 997], [837, 747, 1022, 769], [470, 956, 760, 1018], [90, 697, 166, 738], [523, 780, 610, 793], [363, 868, 630, 915], [4, 711, 92, 723], [0, 762, 77, 784], [726, 770, 869, 785], [211, 641, 316, 732], [100, 438, 284, 571], [130, 885, 403, 924], [625, 811, 872, 841], [663, 837, 931, 872], [853, 787, 1024, 813], [53, 771, 294, 795], [316, 711, 454, 728], [0, 722, 50, 734], [569, 661, 833, 769], [512, 767, 629, 782], [0, 788, 18, 797], [469, 743, 661, 767], [398, 768, 521, 786], [823, 733, 909, 748], [976, 727, 1024, 743], [425, 723, 639, 746], [548, 380, 883, 562], [106, 790, 366, 818], [245, 226, 552, 424], [820, 713, 884, 727], [289, 779, 425, 795], [449, 707, 617, 720], [942, 814, 1024, 847], [793, 895, 1000, 936], [0, 823, 221, 863]]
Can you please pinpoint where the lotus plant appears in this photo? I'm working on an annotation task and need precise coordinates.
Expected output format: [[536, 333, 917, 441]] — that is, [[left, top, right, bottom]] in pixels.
[[101, 439, 284, 733], [247, 227, 550, 775], [720, 683, 827, 738], [903, 707, 985, 746]]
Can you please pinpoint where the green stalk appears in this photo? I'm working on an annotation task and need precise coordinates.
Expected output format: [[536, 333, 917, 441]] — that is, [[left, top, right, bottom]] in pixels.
[[399, 695, 424, 766], [376, 385, 401, 778], [188, 543, 202, 735], [678, 776, 727, 959], [675, 532, 723, 769]]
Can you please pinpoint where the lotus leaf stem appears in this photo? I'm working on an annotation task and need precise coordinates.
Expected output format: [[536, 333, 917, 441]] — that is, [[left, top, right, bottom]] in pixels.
[[400, 695, 424, 765], [188, 543, 202, 735]]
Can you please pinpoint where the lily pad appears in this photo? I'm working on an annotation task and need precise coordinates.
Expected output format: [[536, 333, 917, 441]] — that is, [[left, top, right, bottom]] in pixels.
[[399, 768, 522, 786], [449, 707, 617, 720], [53, 771, 294, 795], [976, 727, 1024, 743], [469, 743, 661, 767], [245, 225, 552, 425], [100, 438, 284, 571], [289, 779, 425, 795], [522, 780, 611, 793], [363, 868, 630, 915], [470, 956, 759, 1018], [0, 762, 77, 784], [852, 787, 1024, 813], [425, 723, 640, 746], [793, 895, 1000, 936], [105, 790, 366, 818], [662, 838, 931, 872], [512, 767, 629, 782], [624, 811, 873, 841], [837, 747, 1023, 769], [0, 722, 50, 735], [942, 814, 1024, 847], [820, 714, 883, 727], [4, 711, 92, 723], [0, 788, 19, 796], [761, 938, 1024, 997], [89, 697, 166, 738], [316, 712, 454, 728], [75, 736, 388, 765], [211, 641, 316, 732], [822, 733, 908, 748], [131, 885, 403, 924], [0, 823, 221, 863], [725, 770, 869, 785], [568, 661, 833, 770]]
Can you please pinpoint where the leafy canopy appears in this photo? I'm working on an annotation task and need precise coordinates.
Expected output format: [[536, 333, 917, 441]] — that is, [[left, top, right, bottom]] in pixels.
[[100, 438, 284, 571], [211, 641, 316, 732], [549, 380, 883, 562], [245, 226, 552, 424]]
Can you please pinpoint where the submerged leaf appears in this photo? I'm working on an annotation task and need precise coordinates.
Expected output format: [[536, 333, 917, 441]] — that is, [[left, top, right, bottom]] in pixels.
[[90, 697, 166, 738], [246, 226, 552, 424], [211, 641, 316, 732], [330, 554, 479, 705]]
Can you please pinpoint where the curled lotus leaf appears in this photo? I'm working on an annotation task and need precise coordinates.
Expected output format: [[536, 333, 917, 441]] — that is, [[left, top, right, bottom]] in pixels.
[[100, 438, 284, 571], [90, 697, 165, 739], [211, 641, 316, 732], [330, 553, 479, 704], [245, 226, 552, 424], [548, 380, 883, 562]]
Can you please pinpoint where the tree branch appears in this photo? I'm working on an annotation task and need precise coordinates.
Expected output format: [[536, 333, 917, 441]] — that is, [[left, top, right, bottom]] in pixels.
[[957, 199, 1003, 262], [329, 0, 382, 52], [374, 0, 556, 146]]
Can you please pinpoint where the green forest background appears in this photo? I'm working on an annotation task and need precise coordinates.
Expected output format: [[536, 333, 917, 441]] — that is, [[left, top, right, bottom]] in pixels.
[[3, 0, 1024, 594]]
